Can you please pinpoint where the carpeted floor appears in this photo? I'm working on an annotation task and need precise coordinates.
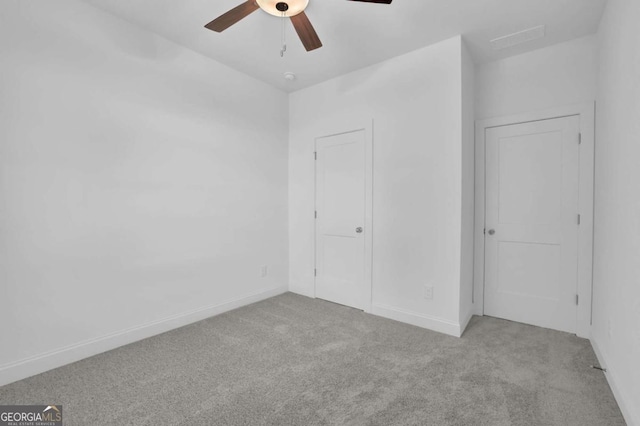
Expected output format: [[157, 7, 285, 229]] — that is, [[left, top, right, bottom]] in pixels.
[[0, 293, 625, 425]]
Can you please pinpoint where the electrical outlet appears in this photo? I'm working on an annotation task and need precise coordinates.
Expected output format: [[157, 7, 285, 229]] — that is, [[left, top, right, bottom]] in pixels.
[[424, 286, 434, 300], [260, 265, 268, 278]]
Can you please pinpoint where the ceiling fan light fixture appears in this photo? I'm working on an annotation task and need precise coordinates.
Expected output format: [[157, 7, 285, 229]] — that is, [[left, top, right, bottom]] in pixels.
[[206, 0, 391, 52], [256, 0, 309, 17]]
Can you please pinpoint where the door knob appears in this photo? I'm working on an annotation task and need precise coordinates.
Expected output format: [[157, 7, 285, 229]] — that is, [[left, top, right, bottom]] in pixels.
[[488, 229, 496, 235], [356, 227, 363, 233]]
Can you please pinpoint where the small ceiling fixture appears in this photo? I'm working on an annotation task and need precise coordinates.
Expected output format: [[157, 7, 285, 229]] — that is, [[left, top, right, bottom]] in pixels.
[[284, 72, 297, 81], [205, 0, 393, 53], [490, 25, 546, 51]]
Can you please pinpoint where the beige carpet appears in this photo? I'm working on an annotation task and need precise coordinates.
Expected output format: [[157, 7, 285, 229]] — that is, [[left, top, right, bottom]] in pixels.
[[0, 293, 626, 425]]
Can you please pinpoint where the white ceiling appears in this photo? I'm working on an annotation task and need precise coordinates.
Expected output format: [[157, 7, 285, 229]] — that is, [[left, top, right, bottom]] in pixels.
[[82, 0, 607, 92]]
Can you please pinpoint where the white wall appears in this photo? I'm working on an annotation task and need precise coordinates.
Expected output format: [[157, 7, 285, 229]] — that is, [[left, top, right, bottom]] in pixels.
[[476, 35, 597, 120], [0, 0, 288, 385], [459, 42, 475, 330], [592, 0, 640, 423], [289, 36, 469, 336]]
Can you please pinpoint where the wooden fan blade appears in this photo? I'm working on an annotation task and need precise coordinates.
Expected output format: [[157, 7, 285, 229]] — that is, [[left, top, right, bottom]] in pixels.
[[205, 1, 259, 33], [347, 0, 392, 3], [290, 11, 323, 52]]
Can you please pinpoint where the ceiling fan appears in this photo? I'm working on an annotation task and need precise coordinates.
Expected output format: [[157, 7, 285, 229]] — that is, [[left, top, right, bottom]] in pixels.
[[205, 0, 393, 52]]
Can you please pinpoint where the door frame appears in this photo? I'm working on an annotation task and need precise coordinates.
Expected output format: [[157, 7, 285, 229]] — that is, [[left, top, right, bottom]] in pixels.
[[313, 121, 374, 313], [473, 103, 595, 338]]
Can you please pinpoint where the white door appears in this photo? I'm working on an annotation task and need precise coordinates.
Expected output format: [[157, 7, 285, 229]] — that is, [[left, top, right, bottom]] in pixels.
[[484, 116, 580, 333], [315, 130, 366, 310]]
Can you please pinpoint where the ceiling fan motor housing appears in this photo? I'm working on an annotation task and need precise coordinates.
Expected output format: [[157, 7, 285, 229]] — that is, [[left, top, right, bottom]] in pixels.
[[256, 0, 308, 17]]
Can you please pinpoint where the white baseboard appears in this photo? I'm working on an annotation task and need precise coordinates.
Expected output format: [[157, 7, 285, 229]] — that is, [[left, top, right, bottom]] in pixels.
[[0, 285, 288, 387], [459, 309, 475, 336], [288, 284, 315, 299], [371, 303, 462, 337], [590, 337, 639, 426]]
